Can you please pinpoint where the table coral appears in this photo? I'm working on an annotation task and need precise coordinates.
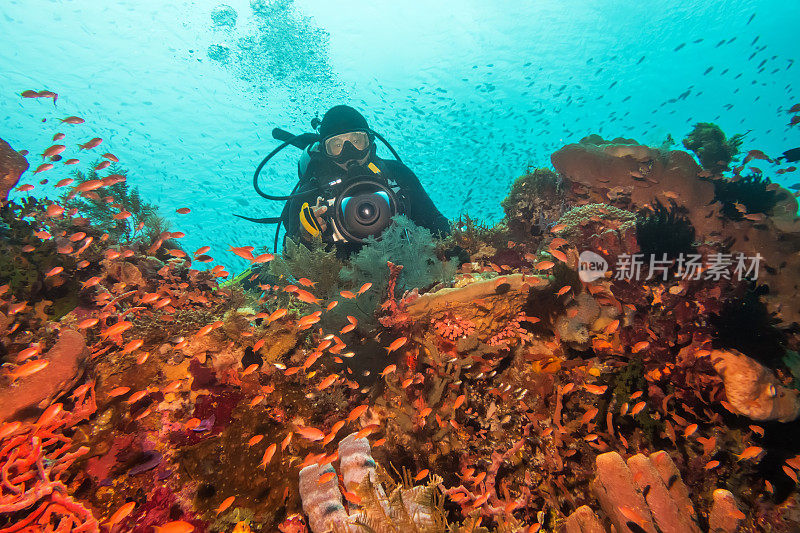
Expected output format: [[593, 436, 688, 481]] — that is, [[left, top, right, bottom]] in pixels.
[[0, 138, 27, 202], [0, 329, 89, 424]]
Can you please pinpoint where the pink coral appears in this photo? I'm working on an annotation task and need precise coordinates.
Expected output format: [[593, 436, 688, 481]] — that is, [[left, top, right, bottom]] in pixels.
[[432, 313, 476, 341]]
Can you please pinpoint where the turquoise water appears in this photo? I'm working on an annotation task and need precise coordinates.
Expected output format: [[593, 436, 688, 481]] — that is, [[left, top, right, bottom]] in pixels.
[[2, 0, 797, 271]]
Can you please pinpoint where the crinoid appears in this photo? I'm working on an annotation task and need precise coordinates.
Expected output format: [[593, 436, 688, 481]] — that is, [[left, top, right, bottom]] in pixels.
[[712, 172, 782, 220], [635, 200, 696, 260]]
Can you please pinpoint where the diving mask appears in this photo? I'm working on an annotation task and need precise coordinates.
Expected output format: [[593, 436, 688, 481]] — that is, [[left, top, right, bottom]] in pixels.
[[324, 131, 370, 157]]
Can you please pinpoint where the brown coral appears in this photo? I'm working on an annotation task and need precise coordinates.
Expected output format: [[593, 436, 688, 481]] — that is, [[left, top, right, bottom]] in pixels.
[[0, 138, 28, 202], [710, 348, 800, 422], [592, 451, 702, 533], [0, 329, 89, 423]]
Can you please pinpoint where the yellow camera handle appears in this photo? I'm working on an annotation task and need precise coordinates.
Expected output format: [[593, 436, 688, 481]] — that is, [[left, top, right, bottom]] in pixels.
[[299, 202, 322, 237]]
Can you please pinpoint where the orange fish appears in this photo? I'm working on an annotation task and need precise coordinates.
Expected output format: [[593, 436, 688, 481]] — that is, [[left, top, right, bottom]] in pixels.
[[128, 390, 149, 404], [102, 321, 133, 338], [550, 249, 568, 263], [737, 446, 765, 461], [317, 374, 338, 390], [358, 282, 372, 294], [535, 260, 555, 271], [261, 443, 277, 466], [216, 496, 235, 515], [705, 460, 720, 470], [295, 289, 320, 304], [163, 380, 183, 394], [584, 384, 607, 395], [108, 386, 131, 398], [33, 163, 54, 174], [298, 314, 322, 329], [8, 359, 49, 380], [45, 266, 63, 278], [354, 424, 380, 440], [630, 401, 647, 416], [121, 339, 144, 354], [102, 152, 119, 162], [60, 116, 85, 124], [242, 364, 260, 376], [252, 253, 274, 263], [154, 521, 195, 533], [77, 317, 99, 329], [296, 426, 325, 441], [107, 501, 136, 527], [78, 137, 103, 150], [414, 469, 429, 481], [185, 418, 202, 431], [453, 394, 466, 409], [176, 207, 191, 214], [0, 422, 22, 440], [196, 324, 214, 337], [618, 506, 649, 528], [268, 308, 287, 323], [228, 246, 255, 261], [556, 285, 571, 296], [387, 337, 407, 352], [343, 490, 362, 504], [347, 405, 368, 422], [36, 403, 63, 427], [684, 424, 698, 437], [632, 341, 650, 353], [297, 278, 316, 287], [318, 471, 336, 485], [340, 290, 356, 299], [46, 203, 65, 218]]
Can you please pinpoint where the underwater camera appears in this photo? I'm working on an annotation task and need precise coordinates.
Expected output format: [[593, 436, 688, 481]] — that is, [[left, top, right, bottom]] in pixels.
[[234, 118, 407, 252]]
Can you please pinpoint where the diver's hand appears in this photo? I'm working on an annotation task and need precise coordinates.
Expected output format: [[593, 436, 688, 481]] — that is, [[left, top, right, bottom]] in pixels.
[[311, 197, 328, 232]]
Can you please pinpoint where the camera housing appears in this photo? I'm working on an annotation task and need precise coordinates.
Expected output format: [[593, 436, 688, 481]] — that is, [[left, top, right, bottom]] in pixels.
[[323, 177, 403, 244]]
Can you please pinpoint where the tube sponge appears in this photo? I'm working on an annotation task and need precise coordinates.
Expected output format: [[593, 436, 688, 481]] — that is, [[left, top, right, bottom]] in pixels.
[[298, 463, 349, 533]]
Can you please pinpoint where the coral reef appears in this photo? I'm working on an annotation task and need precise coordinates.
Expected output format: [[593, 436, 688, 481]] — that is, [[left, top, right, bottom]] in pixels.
[[0, 381, 98, 531], [501, 168, 565, 240], [0, 137, 27, 202], [5, 112, 800, 533], [333, 215, 456, 331], [682, 122, 743, 174]]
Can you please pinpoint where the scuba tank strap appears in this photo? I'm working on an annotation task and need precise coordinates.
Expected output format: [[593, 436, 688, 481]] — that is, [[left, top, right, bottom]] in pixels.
[[232, 214, 283, 224]]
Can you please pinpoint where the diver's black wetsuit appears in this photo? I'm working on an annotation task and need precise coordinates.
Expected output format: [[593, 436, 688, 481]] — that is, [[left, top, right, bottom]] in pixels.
[[282, 152, 450, 256]]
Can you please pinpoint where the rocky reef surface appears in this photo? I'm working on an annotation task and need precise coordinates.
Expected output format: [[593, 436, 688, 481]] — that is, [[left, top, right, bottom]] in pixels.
[[2, 109, 800, 533]]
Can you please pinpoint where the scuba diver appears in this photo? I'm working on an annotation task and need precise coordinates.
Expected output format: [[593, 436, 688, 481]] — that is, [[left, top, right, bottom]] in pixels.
[[236, 105, 450, 257]]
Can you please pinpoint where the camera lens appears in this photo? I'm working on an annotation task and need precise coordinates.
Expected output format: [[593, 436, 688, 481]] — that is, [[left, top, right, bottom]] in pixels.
[[355, 201, 378, 224], [335, 181, 399, 242]]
